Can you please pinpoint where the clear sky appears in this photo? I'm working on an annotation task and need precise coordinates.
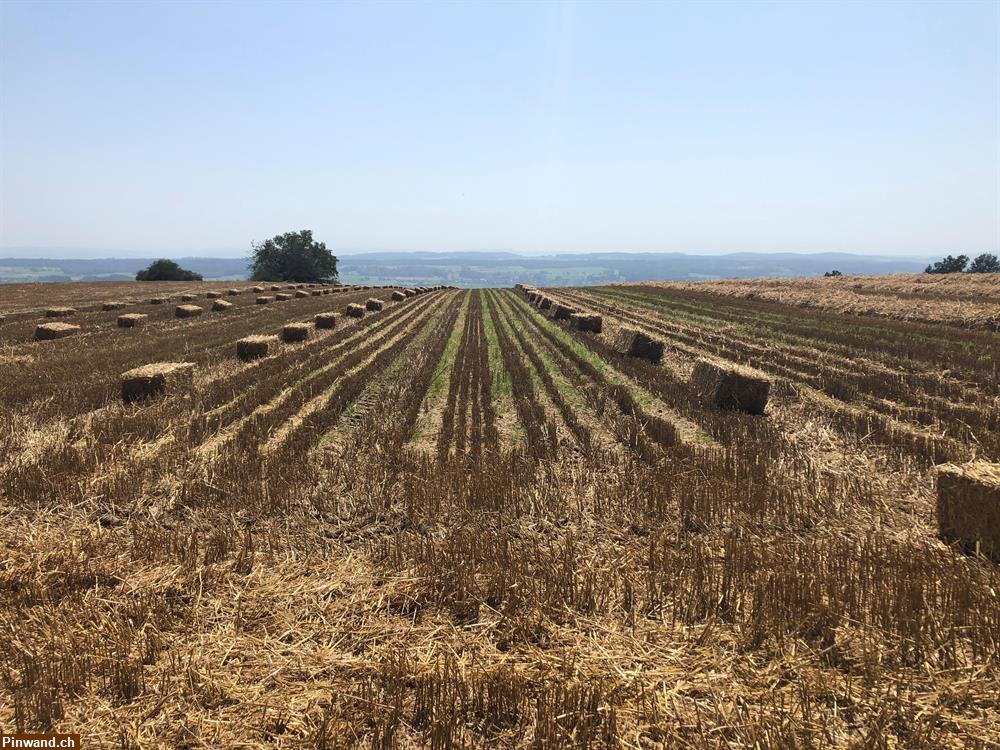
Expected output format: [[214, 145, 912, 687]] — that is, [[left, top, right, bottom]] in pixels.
[[1, 0, 997, 257]]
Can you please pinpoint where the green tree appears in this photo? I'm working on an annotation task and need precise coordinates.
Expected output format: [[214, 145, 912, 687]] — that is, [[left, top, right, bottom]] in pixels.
[[967, 253, 1000, 273], [136, 259, 203, 281], [924, 254, 969, 274], [249, 229, 338, 283]]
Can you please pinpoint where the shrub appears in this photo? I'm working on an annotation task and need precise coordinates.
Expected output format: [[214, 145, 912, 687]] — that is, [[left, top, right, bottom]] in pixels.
[[136, 259, 202, 281]]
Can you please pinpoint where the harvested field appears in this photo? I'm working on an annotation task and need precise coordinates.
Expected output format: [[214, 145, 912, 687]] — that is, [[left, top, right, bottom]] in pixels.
[[0, 277, 997, 748], [632, 273, 1000, 330]]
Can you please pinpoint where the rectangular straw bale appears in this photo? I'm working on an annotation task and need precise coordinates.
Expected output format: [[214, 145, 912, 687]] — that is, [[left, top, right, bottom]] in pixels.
[[256, 296, 274, 305], [180, 293, 197, 301], [117, 313, 147, 328], [936, 462, 1000, 561], [346, 303, 365, 318], [212, 299, 234, 311], [690, 357, 770, 414], [35, 322, 80, 340], [391, 290, 406, 301], [175, 304, 203, 318], [616, 327, 664, 364], [121, 362, 194, 403], [570, 312, 602, 333], [206, 291, 222, 299], [252, 286, 265, 293], [366, 298, 384, 311], [404, 289, 415, 297], [275, 292, 293, 301], [102, 301, 128, 311], [269, 285, 282, 291], [310, 289, 323, 296], [45, 307, 76, 317], [149, 297, 169, 305], [314, 312, 338, 329], [281, 323, 311, 342], [295, 290, 309, 298], [538, 296, 552, 310], [553, 303, 578, 320], [236, 335, 277, 361], [227, 289, 241, 296]]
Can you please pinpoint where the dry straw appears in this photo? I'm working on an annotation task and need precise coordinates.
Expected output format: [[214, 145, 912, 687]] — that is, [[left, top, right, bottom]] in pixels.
[[366, 298, 384, 311], [206, 291, 222, 299], [346, 303, 365, 318], [553, 303, 578, 320], [295, 290, 309, 298], [180, 293, 197, 302], [275, 293, 293, 301], [391, 290, 406, 301], [314, 312, 338, 329], [236, 335, 277, 361], [256, 296, 274, 305], [690, 357, 770, 414], [35, 322, 80, 340], [618, 327, 665, 364], [281, 323, 311, 343], [212, 299, 234, 311], [120, 361, 194, 403], [227, 288, 241, 296], [936, 461, 1000, 561], [570, 312, 603, 333], [175, 304, 204, 318], [45, 307, 76, 318], [102, 301, 128, 311], [117, 313, 147, 328]]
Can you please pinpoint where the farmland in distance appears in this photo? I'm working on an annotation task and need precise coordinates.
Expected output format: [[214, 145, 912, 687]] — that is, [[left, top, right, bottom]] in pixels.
[[0, 277, 998, 748]]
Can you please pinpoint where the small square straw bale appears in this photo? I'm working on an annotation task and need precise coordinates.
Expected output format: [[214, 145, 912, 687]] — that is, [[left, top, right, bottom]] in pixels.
[[236, 335, 277, 361], [117, 313, 147, 328], [314, 312, 338, 329], [121, 361, 194, 403], [35, 322, 80, 340], [282, 323, 311, 342], [175, 304, 203, 318]]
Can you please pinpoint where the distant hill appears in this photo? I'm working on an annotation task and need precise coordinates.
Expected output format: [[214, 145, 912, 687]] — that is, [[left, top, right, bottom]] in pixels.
[[0, 251, 933, 286]]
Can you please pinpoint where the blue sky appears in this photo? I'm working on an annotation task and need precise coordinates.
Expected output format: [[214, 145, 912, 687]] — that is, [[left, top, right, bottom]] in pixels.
[[1, 0, 997, 257]]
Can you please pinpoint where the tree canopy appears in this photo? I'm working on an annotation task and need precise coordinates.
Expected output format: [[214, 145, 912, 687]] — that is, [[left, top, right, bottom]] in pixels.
[[249, 230, 338, 283], [967, 253, 1000, 274], [136, 259, 203, 281], [924, 254, 969, 274]]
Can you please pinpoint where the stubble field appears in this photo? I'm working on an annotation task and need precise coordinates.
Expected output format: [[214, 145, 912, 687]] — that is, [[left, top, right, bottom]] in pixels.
[[0, 276, 997, 748]]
